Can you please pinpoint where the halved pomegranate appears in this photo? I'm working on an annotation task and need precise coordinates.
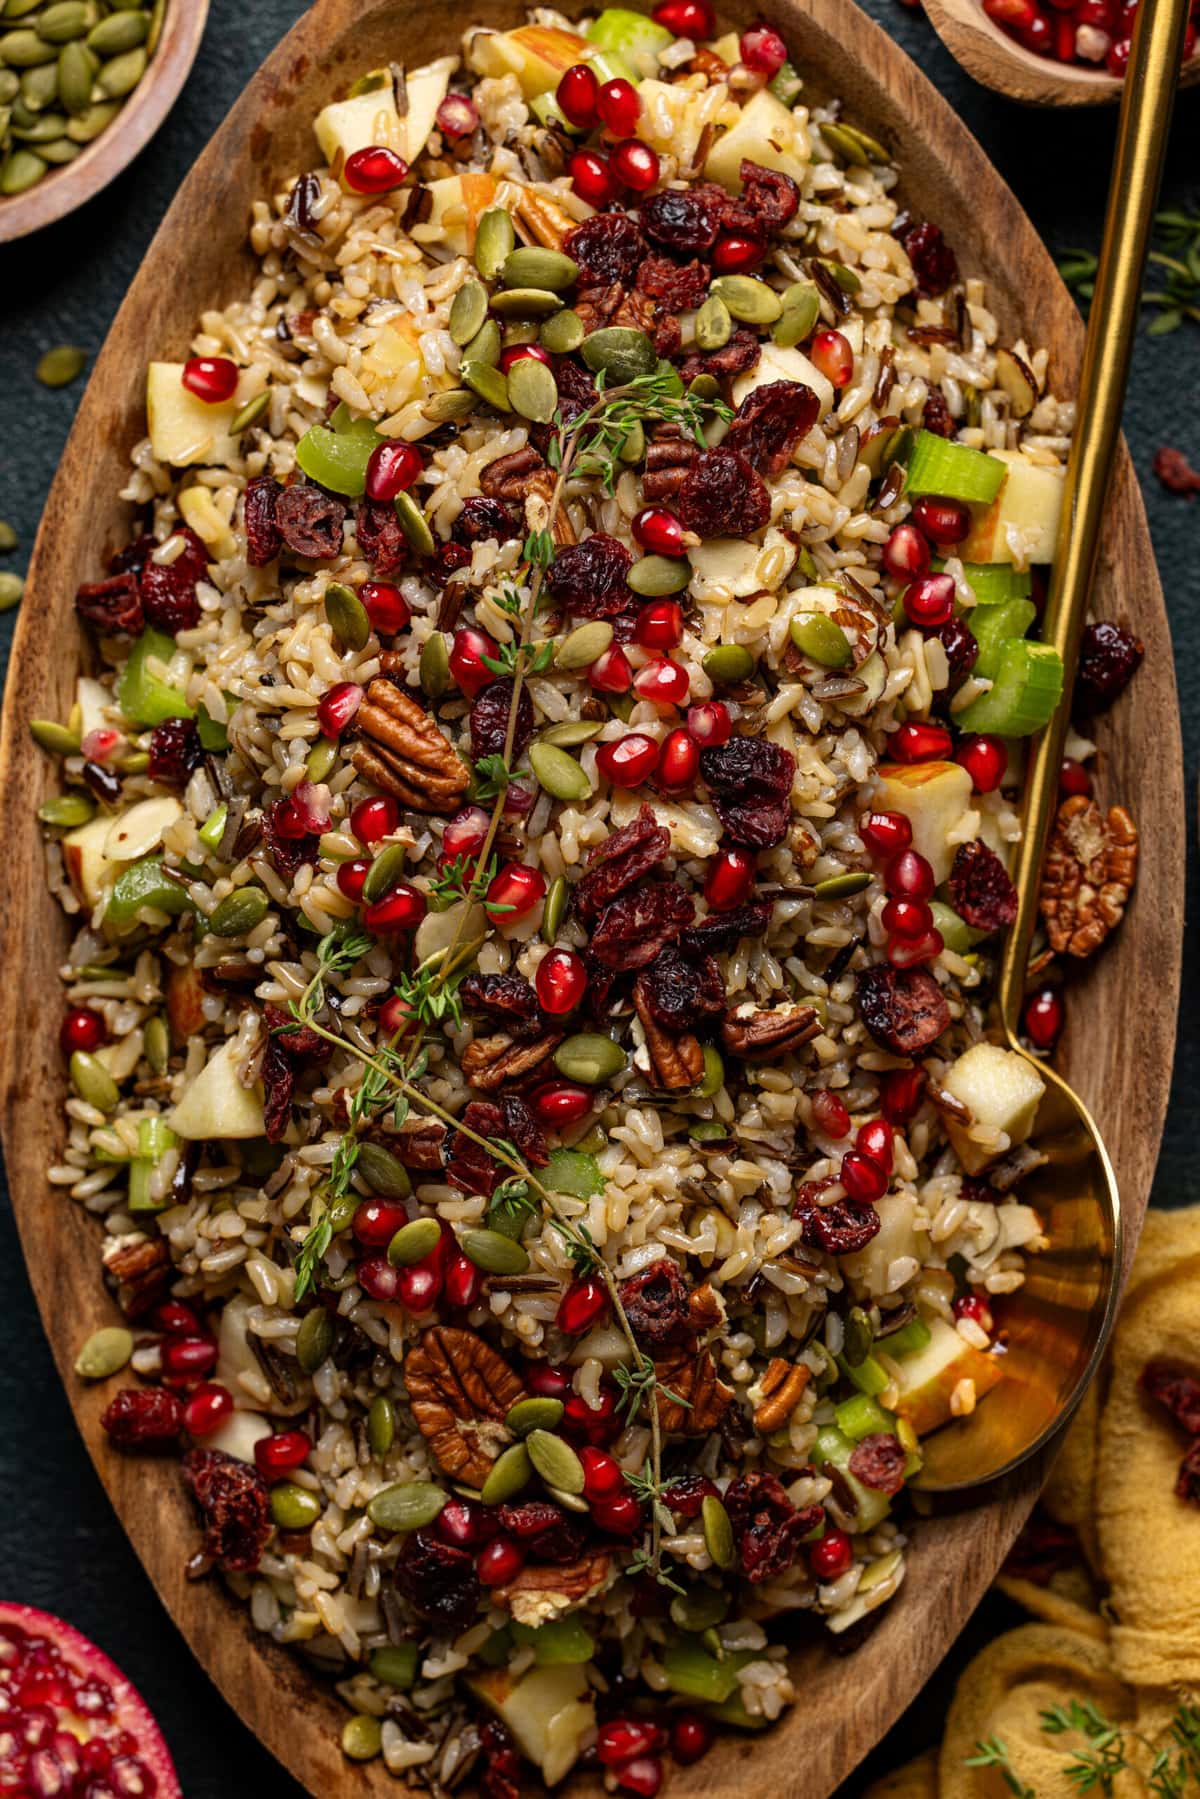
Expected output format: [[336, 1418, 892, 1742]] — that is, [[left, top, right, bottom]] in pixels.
[[0, 1602, 182, 1798]]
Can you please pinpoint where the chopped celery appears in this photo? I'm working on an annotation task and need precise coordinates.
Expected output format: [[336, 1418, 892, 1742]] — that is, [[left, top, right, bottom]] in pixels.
[[586, 7, 674, 66], [198, 804, 228, 851], [662, 1641, 754, 1705], [369, 1644, 419, 1689], [707, 1694, 772, 1731], [117, 629, 195, 728], [879, 1315, 932, 1359], [836, 1350, 889, 1397], [812, 1426, 892, 1531], [529, 90, 576, 132], [512, 1617, 596, 1665], [105, 857, 193, 934], [544, 1148, 605, 1200], [476, 1628, 512, 1668], [904, 430, 1007, 505], [128, 1116, 178, 1212], [294, 415, 381, 498], [928, 900, 973, 954], [196, 697, 234, 751], [956, 639, 1064, 737], [968, 598, 1037, 682], [768, 60, 804, 104], [834, 1393, 894, 1442], [933, 559, 1032, 605]]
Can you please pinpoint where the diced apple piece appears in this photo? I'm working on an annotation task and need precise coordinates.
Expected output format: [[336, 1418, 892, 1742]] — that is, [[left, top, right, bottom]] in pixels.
[[841, 1194, 923, 1296], [709, 30, 741, 61], [473, 26, 594, 96], [168, 1039, 265, 1141], [942, 1042, 1045, 1174], [62, 814, 121, 910], [145, 362, 258, 468], [468, 1665, 594, 1787], [688, 526, 796, 600], [636, 78, 735, 171], [103, 797, 183, 864], [165, 961, 208, 1043], [567, 1322, 633, 1368], [705, 88, 807, 191], [399, 59, 455, 162], [419, 171, 500, 258], [206, 1409, 272, 1465], [314, 61, 453, 172], [731, 339, 833, 420], [873, 760, 974, 886], [959, 450, 1065, 567], [75, 676, 116, 740], [893, 1313, 1002, 1436]]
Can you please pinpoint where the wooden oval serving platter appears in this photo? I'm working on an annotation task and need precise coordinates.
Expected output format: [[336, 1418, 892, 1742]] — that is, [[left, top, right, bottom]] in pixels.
[[0, 0, 1183, 1793]]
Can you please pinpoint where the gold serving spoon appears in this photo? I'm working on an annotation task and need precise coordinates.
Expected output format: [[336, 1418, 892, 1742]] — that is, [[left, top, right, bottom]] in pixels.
[[916, 0, 1190, 1489]]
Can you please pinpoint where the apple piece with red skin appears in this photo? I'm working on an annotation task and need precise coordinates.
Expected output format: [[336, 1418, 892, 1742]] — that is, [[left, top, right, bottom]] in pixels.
[[467, 1663, 595, 1786], [892, 1313, 1003, 1437]]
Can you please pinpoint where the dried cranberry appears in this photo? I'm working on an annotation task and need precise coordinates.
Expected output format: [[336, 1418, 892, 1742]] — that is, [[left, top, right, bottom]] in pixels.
[[1177, 1441, 1200, 1506], [262, 795, 320, 880], [848, 1432, 907, 1494], [101, 1388, 183, 1448], [431, 541, 471, 587], [661, 1474, 719, 1518], [680, 900, 773, 955], [1140, 1360, 1200, 1435], [724, 1471, 820, 1584], [678, 326, 761, 388], [501, 1093, 549, 1169], [260, 1041, 295, 1144], [792, 1178, 882, 1255], [479, 1719, 522, 1799], [274, 482, 346, 560], [263, 1003, 333, 1066], [353, 496, 406, 574], [640, 185, 721, 253], [590, 882, 695, 971], [857, 964, 950, 1055], [574, 802, 670, 925], [147, 718, 203, 787], [739, 160, 800, 230], [564, 211, 648, 285], [75, 571, 144, 635], [452, 496, 520, 545], [243, 475, 282, 566], [545, 533, 635, 619], [1152, 445, 1200, 497], [677, 445, 770, 540], [902, 220, 959, 296], [935, 615, 979, 685], [496, 1502, 587, 1563], [723, 380, 820, 477], [470, 676, 534, 763], [181, 1447, 271, 1572], [636, 945, 724, 1032], [1076, 620, 1144, 711], [139, 527, 210, 633], [460, 972, 541, 1037], [394, 1529, 480, 1629], [948, 839, 1017, 932], [636, 253, 711, 312], [444, 1100, 506, 1195], [619, 1259, 691, 1348], [1002, 1510, 1082, 1585], [922, 388, 954, 438], [700, 735, 796, 849]]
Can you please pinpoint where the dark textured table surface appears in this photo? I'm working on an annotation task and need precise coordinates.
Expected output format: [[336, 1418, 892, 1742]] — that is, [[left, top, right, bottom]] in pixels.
[[0, 5, 1196, 1792]]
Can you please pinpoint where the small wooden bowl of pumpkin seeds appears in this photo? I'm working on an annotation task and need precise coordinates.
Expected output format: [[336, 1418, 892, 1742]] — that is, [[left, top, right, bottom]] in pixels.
[[0, 0, 208, 241]]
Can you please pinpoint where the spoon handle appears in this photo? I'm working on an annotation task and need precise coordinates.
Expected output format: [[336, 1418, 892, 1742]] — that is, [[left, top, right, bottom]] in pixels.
[[997, 0, 1189, 1039]]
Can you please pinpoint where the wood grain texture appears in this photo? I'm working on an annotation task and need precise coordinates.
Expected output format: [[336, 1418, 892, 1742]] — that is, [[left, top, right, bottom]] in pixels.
[[0, 0, 1183, 1793], [923, 0, 1200, 106], [0, 0, 210, 245]]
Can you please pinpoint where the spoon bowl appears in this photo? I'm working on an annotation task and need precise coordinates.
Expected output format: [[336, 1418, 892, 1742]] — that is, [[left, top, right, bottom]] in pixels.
[[922, 0, 1200, 106]]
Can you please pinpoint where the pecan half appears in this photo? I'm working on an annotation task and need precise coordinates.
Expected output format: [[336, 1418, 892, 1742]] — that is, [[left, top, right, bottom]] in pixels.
[[655, 1343, 734, 1436], [753, 1359, 810, 1435], [102, 1234, 171, 1318], [1039, 796, 1138, 958], [512, 183, 576, 251], [479, 447, 575, 546], [404, 1326, 525, 1489], [351, 681, 470, 813], [641, 424, 701, 502], [460, 1029, 563, 1093], [494, 1552, 613, 1627], [379, 1121, 446, 1171], [634, 979, 705, 1091], [720, 1002, 821, 1061]]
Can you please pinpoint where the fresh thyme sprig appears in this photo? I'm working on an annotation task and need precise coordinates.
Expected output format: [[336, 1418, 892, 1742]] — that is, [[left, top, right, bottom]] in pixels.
[[1057, 201, 1200, 335], [965, 1738, 1036, 1797], [968, 1698, 1200, 1797]]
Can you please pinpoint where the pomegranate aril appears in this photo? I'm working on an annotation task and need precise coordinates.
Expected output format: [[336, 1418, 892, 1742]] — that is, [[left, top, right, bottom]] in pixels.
[[364, 440, 422, 502], [336, 858, 370, 901], [359, 579, 409, 634], [530, 1081, 592, 1127], [353, 1199, 410, 1247], [449, 626, 497, 699], [316, 680, 363, 738], [632, 507, 686, 558], [739, 21, 788, 71], [183, 1383, 233, 1438], [1020, 9, 1055, 52], [890, 720, 953, 763], [954, 1292, 994, 1330], [671, 1714, 714, 1766], [1023, 985, 1064, 1050], [809, 1527, 854, 1579], [588, 642, 634, 694], [597, 1721, 665, 1768], [902, 573, 956, 629], [591, 1491, 644, 1534], [436, 93, 479, 140], [617, 1756, 664, 1797], [983, 0, 1037, 24], [596, 76, 640, 135], [498, 343, 552, 373], [161, 1336, 217, 1380], [579, 1446, 624, 1500], [562, 1386, 620, 1446], [181, 357, 238, 405], [557, 1275, 610, 1336], [351, 794, 400, 844], [810, 329, 854, 387], [887, 926, 944, 968], [343, 145, 410, 193], [611, 138, 660, 192], [536, 948, 587, 1014], [477, 1537, 524, 1586], [395, 1259, 442, 1313], [596, 732, 660, 787], [885, 849, 935, 898], [557, 61, 600, 128], [911, 495, 970, 546], [254, 1429, 310, 1478], [713, 233, 763, 274], [856, 1118, 894, 1173], [1106, 31, 1132, 71], [634, 657, 689, 706], [487, 861, 546, 920], [378, 992, 417, 1038], [957, 734, 1008, 793], [150, 1300, 200, 1337], [657, 726, 699, 789], [881, 895, 933, 939], [882, 523, 930, 581], [811, 1089, 851, 1139], [860, 810, 912, 859], [364, 881, 427, 934], [880, 1066, 924, 1124], [441, 804, 491, 865], [652, 0, 715, 33], [840, 1149, 887, 1202], [570, 149, 616, 206], [435, 1497, 495, 1549], [705, 844, 756, 909], [443, 1252, 482, 1311], [1055, 11, 1077, 55], [60, 1007, 106, 1055], [1059, 756, 1092, 798], [524, 1363, 572, 1400], [634, 600, 683, 650], [686, 700, 731, 746]]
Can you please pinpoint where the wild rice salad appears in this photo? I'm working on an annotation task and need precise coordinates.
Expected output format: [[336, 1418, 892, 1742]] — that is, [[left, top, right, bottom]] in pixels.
[[34, 3, 1143, 1791]]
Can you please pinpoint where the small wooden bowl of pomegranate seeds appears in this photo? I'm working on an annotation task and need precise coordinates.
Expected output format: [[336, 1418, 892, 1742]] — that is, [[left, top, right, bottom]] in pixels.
[[923, 0, 1200, 103]]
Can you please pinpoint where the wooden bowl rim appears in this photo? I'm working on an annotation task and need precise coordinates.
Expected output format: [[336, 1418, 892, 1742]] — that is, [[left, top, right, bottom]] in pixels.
[[0, 0, 1183, 1792], [922, 0, 1200, 107], [0, 0, 210, 244]]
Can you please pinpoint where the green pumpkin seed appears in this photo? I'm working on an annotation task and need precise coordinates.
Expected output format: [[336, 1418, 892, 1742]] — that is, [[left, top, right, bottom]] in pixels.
[[701, 1493, 735, 1569], [541, 872, 568, 941], [419, 631, 450, 700], [146, 0, 165, 57], [369, 1643, 418, 1689], [0, 29, 57, 65], [30, 718, 79, 754], [58, 39, 100, 113], [356, 1140, 412, 1199], [813, 870, 871, 899], [461, 1228, 530, 1276], [0, 572, 24, 610], [39, 1, 92, 39], [362, 841, 408, 905], [539, 718, 603, 749], [87, 8, 147, 52], [529, 740, 591, 803], [394, 490, 435, 557], [324, 581, 370, 651], [819, 120, 868, 165], [843, 1305, 873, 1367], [9, 95, 37, 124], [38, 793, 94, 827], [670, 1585, 728, 1632], [926, 899, 969, 954], [326, 1189, 361, 1235], [208, 886, 269, 937], [688, 371, 721, 402], [271, 1482, 322, 1530], [70, 1051, 118, 1113], [814, 256, 861, 296], [0, 520, 16, 551], [460, 358, 509, 412], [540, 308, 584, 354], [74, 1325, 133, 1379], [505, 1397, 565, 1437], [0, 71, 14, 103], [508, 356, 558, 425], [474, 206, 515, 281], [555, 619, 612, 670], [387, 1217, 441, 1266], [544, 1484, 590, 1514], [698, 1045, 725, 1098], [347, 66, 390, 96], [117, 750, 149, 775], [489, 287, 563, 319], [449, 277, 489, 346], [12, 111, 69, 143], [2, 147, 45, 190], [230, 390, 269, 434], [341, 1715, 382, 1763], [789, 611, 853, 668], [21, 60, 60, 105], [296, 1307, 335, 1373], [144, 1014, 168, 1075], [501, 246, 579, 292], [367, 1479, 447, 1533], [96, 44, 146, 96], [628, 555, 690, 598], [1, 0, 42, 20], [421, 387, 475, 424], [464, 317, 501, 368], [66, 100, 118, 141], [619, 418, 645, 464], [38, 135, 81, 164], [554, 1033, 626, 1086], [367, 1393, 395, 1458], [695, 293, 732, 351], [481, 1441, 532, 1505], [701, 644, 755, 684], [526, 1428, 585, 1495], [711, 274, 782, 325], [36, 344, 86, 387], [581, 326, 656, 384], [304, 736, 337, 783], [841, 121, 890, 163], [772, 282, 821, 348], [688, 1119, 731, 1145]]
